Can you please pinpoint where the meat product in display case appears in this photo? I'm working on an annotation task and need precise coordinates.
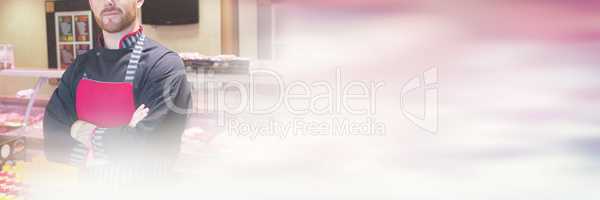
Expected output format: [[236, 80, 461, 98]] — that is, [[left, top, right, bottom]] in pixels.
[[0, 44, 15, 70]]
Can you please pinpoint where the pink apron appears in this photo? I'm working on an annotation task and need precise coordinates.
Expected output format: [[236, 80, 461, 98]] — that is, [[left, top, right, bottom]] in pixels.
[[73, 34, 145, 165], [75, 79, 135, 128]]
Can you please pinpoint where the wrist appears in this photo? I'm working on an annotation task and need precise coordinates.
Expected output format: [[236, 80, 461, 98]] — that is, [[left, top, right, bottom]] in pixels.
[[71, 120, 97, 138]]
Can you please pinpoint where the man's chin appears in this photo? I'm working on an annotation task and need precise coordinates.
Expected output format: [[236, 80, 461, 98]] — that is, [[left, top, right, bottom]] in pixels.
[[101, 24, 127, 33], [95, 15, 136, 33]]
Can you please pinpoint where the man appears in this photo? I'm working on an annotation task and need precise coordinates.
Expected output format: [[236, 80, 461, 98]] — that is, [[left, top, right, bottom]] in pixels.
[[43, 0, 191, 183]]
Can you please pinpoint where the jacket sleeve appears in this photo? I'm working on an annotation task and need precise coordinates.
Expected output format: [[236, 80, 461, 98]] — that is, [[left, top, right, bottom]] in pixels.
[[43, 60, 89, 166], [95, 52, 192, 164]]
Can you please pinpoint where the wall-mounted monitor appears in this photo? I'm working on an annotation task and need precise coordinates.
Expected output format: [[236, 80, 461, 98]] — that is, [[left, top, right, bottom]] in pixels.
[[142, 0, 199, 25]]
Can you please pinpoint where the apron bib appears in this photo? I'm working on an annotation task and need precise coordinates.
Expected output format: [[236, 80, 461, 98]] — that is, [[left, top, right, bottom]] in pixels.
[[75, 80, 135, 128], [75, 34, 145, 127]]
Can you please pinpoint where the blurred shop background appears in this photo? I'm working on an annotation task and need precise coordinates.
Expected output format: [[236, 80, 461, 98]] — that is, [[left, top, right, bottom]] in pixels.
[[1, 0, 600, 199]]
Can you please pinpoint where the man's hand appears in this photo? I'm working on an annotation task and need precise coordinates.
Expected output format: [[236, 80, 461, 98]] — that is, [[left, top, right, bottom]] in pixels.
[[129, 104, 149, 128], [71, 104, 148, 147], [71, 120, 96, 148]]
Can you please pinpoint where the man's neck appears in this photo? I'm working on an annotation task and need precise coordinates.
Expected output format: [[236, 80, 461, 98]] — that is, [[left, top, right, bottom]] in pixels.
[[102, 22, 140, 49]]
